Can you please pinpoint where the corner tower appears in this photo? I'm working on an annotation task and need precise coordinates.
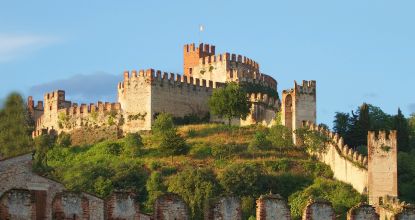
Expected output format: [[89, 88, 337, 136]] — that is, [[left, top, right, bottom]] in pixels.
[[281, 80, 316, 132], [367, 130, 398, 205], [183, 43, 215, 76]]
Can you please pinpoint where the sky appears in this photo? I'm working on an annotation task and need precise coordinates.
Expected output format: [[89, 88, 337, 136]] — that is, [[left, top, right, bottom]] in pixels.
[[0, 0, 414, 126]]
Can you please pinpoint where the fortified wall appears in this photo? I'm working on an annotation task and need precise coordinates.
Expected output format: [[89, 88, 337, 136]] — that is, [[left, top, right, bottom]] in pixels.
[[30, 91, 122, 137], [302, 121, 400, 209], [31, 43, 282, 136]]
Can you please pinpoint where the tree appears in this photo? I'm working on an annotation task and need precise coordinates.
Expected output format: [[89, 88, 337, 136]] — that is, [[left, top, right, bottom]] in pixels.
[[393, 108, 410, 152], [33, 134, 54, 173], [152, 113, 175, 136], [152, 113, 188, 161], [159, 130, 189, 161], [0, 92, 33, 158], [208, 82, 250, 125]]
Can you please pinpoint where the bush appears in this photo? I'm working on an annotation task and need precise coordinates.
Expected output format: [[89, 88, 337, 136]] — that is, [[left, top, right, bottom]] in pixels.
[[219, 163, 262, 196], [145, 172, 166, 212], [249, 130, 271, 150], [241, 196, 256, 219], [123, 133, 143, 156], [149, 161, 162, 170], [267, 125, 293, 149], [264, 158, 292, 173], [300, 160, 333, 178], [159, 130, 189, 158], [168, 167, 221, 220], [288, 178, 363, 220], [56, 132, 71, 148], [258, 173, 313, 199]]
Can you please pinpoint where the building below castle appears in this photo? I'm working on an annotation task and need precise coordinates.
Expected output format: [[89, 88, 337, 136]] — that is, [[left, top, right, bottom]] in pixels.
[[29, 43, 316, 137]]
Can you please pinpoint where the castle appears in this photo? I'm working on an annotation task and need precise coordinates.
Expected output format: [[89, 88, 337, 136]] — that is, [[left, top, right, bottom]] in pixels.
[[28, 43, 316, 136], [2, 43, 410, 219]]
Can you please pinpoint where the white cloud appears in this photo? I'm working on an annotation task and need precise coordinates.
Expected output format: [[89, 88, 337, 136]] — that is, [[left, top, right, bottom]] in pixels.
[[0, 34, 60, 62]]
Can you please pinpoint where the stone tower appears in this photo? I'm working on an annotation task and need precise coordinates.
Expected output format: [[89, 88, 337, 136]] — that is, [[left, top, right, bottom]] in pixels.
[[183, 43, 215, 76], [367, 130, 398, 205], [281, 80, 316, 132]]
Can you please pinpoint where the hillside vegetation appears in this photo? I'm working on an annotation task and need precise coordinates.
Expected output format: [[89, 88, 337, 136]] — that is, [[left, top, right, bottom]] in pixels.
[[37, 120, 363, 220]]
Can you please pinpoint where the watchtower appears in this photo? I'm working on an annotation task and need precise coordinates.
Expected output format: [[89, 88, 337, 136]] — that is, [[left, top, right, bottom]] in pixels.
[[367, 130, 398, 205], [281, 80, 316, 132], [183, 43, 215, 76]]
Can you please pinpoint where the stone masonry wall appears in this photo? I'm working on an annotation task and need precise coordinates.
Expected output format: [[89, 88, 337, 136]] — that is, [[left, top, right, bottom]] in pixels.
[[0, 189, 36, 220], [368, 131, 398, 205], [256, 194, 291, 220], [0, 154, 104, 220], [303, 121, 369, 194], [205, 196, 241, 220], [154, 193, 189, 220], [52, 192, 90, 219], [105, 192, 139, 220], [347, 203, 379, 220], [32, 90, 122, 137], [302, 199, 335, 220]]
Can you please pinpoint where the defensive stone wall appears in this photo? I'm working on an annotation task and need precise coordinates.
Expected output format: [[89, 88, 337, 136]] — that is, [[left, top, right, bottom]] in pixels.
[[347, 203, 379, 220], [204, 196, 241, 220], [302, 199, 335, 220], [153, 193, 189, 220], [256, 194, 291, 220], [302, 121, 368, 194], [31, 90, 122, 137], [118, 68, 220, 133]]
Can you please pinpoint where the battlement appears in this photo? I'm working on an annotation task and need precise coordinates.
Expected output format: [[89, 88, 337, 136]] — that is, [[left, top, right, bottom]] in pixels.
[[183, 43, 215, 54], [248, 93, 279, 108], [198, 52, 260, 70], [27, 96, 44, 111], [368, 130, 397, 142], [118, 69, 222, 90], [63, 101, 121, 116], [302, 120, 368, 168], [44, 90, 65, 101]]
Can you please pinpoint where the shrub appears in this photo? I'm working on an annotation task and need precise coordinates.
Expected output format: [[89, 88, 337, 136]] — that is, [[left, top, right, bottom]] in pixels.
[[159, 130, 189, 159], [264, 158, 292, 173], [145, 172, 166, 212], [160, 166, 177, 176], [56, 132, 71, 148], [249, 130, 271, 150], [219, 163, 262, 196], [149, 161, 162, 170], [123, 132, 143, 156], [288, 178, 363, 220], [168, 167, 221, 220], [267, 125, 293, 150], [300, 160, 333, 178], [258, 173, 313, 199], [241, 196, 256, 219]]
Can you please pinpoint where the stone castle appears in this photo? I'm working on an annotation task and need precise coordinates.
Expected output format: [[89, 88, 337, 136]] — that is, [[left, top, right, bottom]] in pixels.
[[28, 43, 314, 137], [6, 43, 410, 219]]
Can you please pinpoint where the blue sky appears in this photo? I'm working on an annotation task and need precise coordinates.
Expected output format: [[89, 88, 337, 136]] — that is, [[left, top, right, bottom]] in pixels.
[[1, 0, 414, 126]]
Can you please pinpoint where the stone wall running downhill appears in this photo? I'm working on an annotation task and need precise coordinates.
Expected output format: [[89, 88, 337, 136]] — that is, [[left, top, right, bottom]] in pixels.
[[302, 121, 368, 194]]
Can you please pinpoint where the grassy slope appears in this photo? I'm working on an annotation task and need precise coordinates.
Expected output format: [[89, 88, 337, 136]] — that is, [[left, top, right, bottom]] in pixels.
[[46, 123, 362, 219]]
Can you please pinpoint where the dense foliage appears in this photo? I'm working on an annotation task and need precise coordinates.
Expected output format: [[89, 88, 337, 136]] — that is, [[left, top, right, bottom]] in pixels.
[[0, 93, 33, 158], [288, 178, 363, 220], [208, 82, 250, 125]]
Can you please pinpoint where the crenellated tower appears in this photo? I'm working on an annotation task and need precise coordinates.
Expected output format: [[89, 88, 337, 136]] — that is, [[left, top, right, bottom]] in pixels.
[[367, 130, 398, 206], [183, 43, 215, 76], [281, 80, 316, 132]]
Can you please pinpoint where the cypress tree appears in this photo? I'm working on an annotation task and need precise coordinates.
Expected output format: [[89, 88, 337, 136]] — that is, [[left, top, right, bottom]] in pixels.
[[0, 92, 33, 158], [393, 108, 410, 152]]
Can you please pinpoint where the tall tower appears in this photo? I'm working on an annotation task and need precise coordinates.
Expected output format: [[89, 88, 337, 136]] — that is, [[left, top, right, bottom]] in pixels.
[[281, 80, 316, 132], [367, 130, 398, 205], [183, 43, 215, 76]]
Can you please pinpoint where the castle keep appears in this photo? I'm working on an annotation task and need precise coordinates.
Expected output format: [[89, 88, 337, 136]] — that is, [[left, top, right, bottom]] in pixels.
[[29, 43, 310, 136]]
